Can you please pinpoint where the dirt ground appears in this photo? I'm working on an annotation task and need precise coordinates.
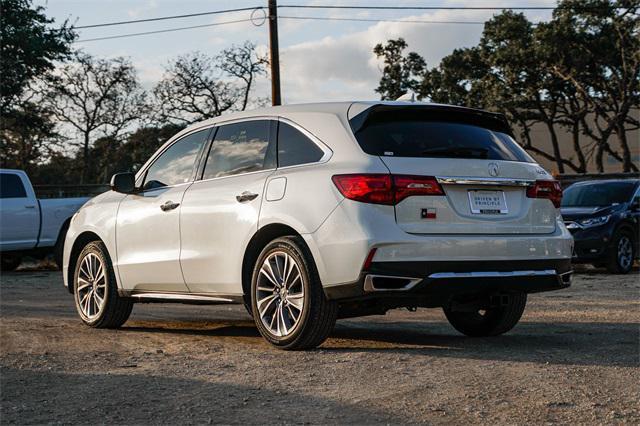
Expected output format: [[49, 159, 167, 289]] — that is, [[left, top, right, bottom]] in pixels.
[[0, 267, 638, 425]]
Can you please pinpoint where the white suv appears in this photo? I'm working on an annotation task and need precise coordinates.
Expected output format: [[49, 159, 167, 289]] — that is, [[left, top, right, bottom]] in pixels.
[[63, 102, 573, 349]]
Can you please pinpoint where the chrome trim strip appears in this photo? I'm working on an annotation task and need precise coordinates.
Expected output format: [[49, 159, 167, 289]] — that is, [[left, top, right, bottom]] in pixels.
[[127, 292, 236, 303], [436, 176, 535, 187], [363, 274, 422, 292], [428, 269, 557, 279]]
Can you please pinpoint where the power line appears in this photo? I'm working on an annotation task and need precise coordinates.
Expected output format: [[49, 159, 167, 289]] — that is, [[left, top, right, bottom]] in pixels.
[[72, 3, 633, 32], [279, 4, 561, 10], [280, 15, 487, 25], [75, 18, 255, 43], [74, 14, 503, 43], [74, 6, 262, 29]]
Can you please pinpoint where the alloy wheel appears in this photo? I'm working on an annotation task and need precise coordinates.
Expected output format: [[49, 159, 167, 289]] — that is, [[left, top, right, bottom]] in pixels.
[[255, 251, 305, 337], [618, 236, 633, 270], [76, 252, 107, 320]]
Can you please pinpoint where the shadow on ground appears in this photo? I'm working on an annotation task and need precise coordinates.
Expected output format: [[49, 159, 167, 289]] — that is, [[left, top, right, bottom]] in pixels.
[[117, 318, 639, 368], [0, 366, 401, 424]]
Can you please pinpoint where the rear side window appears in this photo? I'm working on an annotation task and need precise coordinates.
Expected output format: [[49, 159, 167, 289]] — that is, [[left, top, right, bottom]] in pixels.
[[203, 120, 274, 179], [278, 122, 324, 167], [143, 129, 209, 190], [351, 108, 534, 163], [0, 174, 27, 198]]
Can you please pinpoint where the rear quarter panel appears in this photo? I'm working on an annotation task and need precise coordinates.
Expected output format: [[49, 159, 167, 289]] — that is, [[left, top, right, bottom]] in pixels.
[[259, 112, 390, 283]]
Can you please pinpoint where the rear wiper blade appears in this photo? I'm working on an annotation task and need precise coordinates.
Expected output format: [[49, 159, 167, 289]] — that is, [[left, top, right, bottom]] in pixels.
[[420, 147, 489, 158]]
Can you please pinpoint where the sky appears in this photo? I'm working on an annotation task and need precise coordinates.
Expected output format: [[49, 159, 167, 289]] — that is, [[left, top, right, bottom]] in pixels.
[[35, 0, 558, 104]]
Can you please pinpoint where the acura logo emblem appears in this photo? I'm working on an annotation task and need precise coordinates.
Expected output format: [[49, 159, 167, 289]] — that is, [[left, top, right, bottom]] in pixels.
[[488, 163, 499, 177]]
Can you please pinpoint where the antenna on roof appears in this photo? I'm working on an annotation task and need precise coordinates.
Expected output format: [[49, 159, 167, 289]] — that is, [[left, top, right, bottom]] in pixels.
[[396, 92, 418, 102]]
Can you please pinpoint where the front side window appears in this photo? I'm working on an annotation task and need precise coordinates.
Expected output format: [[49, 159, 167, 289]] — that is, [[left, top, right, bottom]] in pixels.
[[143, 129, 209, 190], [0, 174, 27, 198], [278, 122, 324, 167], [203, 120, 274, 179]]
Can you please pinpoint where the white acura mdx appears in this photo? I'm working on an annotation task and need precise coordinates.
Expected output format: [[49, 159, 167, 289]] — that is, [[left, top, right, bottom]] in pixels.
[[63, 102, 573, 349]]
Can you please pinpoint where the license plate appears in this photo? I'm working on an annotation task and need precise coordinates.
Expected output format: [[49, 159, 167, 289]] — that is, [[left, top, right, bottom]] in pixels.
[[468, 190, 508, 214]]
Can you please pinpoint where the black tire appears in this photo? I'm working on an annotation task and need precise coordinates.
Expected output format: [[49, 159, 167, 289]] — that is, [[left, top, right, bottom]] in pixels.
[[73, 241, 133, 328], [53, 221, 70, 270], [1, 254, 21, 271], [443, 293, 527, 337], [606, 230, 635, 274], [251, 236, 337, 350]]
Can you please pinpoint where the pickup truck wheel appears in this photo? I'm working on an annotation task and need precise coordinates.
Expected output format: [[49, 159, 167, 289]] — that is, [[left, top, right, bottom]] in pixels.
[[1, 255, 21, 271], [73, 241, 133, 328], [251, 236, 337, 350], [606, 230, 635, 274], [443, 293, 527, 337]]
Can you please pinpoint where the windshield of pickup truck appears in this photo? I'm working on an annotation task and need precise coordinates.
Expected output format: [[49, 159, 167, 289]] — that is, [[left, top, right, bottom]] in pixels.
[[561, 181, 637, 207]]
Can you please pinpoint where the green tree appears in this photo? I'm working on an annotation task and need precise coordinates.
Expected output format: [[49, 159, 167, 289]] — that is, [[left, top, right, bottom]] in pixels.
[[373, 38, 426, 100], [0, 99, 61, 172], [0, 0, 75, 173], [384, 2, 640, 173], [0, 0, 75, 115], [539, 0, 639, 172]]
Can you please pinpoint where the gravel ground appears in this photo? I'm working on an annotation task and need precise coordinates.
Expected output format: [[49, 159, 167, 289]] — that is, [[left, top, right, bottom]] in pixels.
[[1, 267, 638, 424]]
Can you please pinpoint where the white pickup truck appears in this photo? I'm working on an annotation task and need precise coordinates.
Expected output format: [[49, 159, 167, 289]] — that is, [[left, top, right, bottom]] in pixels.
[[0, 169, 89, 271]]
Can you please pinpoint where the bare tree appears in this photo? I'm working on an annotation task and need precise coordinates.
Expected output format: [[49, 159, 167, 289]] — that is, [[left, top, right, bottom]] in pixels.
[[153, 42, 267, 124], [42, 52, 148, 182]]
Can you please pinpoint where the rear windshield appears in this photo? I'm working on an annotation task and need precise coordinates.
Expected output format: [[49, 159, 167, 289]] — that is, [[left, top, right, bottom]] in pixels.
[[562, 181, 637, 207], [350, 107, 534, 163]]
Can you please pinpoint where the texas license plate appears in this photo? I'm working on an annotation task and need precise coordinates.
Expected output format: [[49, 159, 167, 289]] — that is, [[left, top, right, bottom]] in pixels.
[[468, 190, 508, 214]]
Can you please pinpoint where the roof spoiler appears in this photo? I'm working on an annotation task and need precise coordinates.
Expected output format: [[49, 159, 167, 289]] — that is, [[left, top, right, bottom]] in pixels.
[[348, 104, 513, 137]]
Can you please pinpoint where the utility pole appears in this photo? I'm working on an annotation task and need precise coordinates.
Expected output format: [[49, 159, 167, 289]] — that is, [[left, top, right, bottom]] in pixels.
[[268, 0, 281, 105]]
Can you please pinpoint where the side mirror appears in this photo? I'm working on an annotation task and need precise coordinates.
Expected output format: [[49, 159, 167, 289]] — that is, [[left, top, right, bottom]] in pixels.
[[110, 172, 136, 194]]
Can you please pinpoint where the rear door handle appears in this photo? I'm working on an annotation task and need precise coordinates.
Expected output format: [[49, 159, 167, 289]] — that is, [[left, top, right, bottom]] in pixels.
[[236, 191, 259, 203], [24, 205, 36, 209], [160, 201, 180, 211]]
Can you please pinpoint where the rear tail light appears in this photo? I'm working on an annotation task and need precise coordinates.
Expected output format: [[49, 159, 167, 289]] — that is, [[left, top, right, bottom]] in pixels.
[[332, 174, 444, 205], [526, 180, 562, 208]]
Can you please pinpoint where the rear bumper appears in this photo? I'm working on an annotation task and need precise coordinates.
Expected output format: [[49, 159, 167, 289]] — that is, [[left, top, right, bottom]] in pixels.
[[325, 258, 572, 301], [306, 199, 574, 288]]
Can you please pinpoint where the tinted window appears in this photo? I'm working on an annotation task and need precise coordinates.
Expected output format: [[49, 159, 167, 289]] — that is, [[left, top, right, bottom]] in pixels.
[[278, 122, 324, 167], [203, 120, 273, 179], [143, 129, 209, 190], [351, 109, 533, 162], [562, 181, 638, 207], [0, 174, 27, 198]]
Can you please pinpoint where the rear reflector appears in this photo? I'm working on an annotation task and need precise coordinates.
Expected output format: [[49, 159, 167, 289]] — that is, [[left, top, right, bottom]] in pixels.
[[526, 180, 562, 208], [332, 174, 444, 205], [362, 248, 377, 270]]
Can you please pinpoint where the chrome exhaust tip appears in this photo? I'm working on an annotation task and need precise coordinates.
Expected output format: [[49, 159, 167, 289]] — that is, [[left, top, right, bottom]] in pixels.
[[363, 275, 422, 292]]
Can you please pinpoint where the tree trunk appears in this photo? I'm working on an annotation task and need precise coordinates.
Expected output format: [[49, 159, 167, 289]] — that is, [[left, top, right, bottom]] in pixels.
[[82, 133, 90, 184], [615, 122, 633, 172], [595, 141, 605, 173], [571, 121, 587, 173], [545, 122, 564, 174]]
